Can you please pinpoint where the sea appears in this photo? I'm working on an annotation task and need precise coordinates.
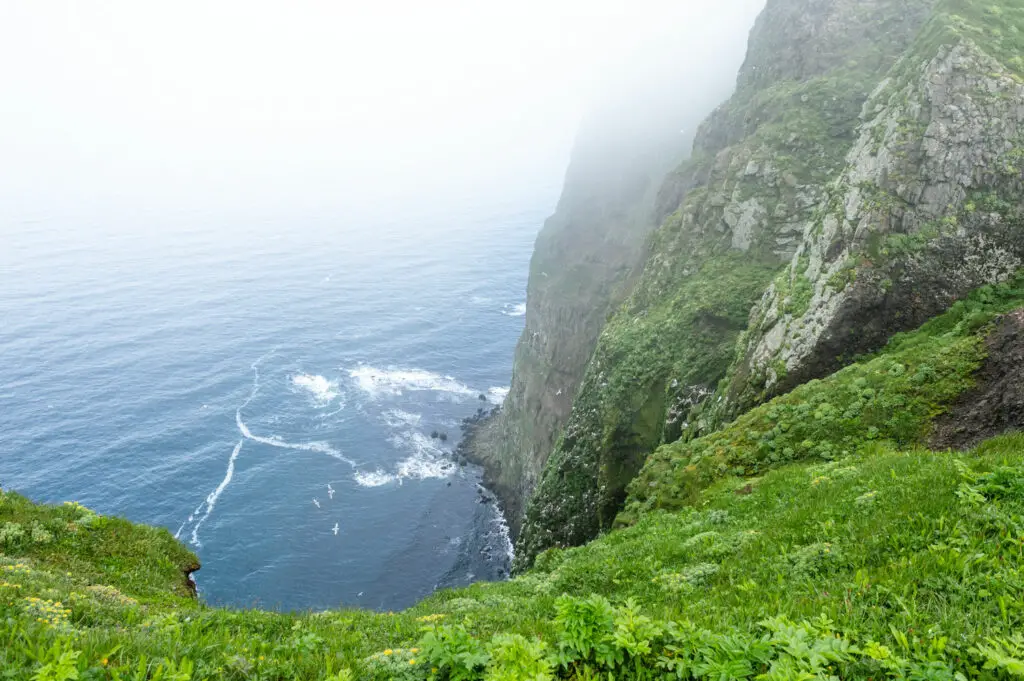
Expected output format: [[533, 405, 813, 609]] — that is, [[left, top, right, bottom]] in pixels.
[[0, 186, 554, 611]]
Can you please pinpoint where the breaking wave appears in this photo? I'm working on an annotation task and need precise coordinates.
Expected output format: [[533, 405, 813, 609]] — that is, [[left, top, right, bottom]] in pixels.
[[349, 366, 477, 399], [486, 386, 509, 404], [501, 302, 526, 317], [353, 430, 456, 487], [291, 373, 341, 407]]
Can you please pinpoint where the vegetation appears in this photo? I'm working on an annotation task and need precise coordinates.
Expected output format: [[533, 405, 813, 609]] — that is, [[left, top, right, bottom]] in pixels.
[[4, 430, 1024, 678], [625, 273, 1024, 520]]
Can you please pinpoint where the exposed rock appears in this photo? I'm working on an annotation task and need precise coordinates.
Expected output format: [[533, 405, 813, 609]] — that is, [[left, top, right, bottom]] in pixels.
[[930, 308, 1024, 449], [721, 39, 1024, 423]]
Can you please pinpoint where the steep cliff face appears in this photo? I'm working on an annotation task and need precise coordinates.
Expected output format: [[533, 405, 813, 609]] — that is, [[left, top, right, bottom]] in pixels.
[[514, 0, 1024, 570], [468, 108, 688, 535], [470, 48, 751, 536], [717, 16, 1024, 422], [512, 0, 937, 569]]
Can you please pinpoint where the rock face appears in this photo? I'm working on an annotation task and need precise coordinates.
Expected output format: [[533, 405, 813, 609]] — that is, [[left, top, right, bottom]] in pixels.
[[467, 43, 753, 538], [720, 37, 1024, 421], [507, 0, 1024, 571], [931, 308, 1024, 449]]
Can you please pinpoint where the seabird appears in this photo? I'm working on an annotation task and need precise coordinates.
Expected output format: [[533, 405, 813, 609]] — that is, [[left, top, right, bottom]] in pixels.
[[312, 498, 320, 508], [327, 483, 335, 499], [332, 523, 339, 535]]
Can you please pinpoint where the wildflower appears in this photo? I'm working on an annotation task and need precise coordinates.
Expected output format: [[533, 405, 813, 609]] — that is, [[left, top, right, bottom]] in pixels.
[[383, 649, 393, 656], [101, 658, 108, 666], [416, 613, 446, 623], [409, 659, 416, 665]]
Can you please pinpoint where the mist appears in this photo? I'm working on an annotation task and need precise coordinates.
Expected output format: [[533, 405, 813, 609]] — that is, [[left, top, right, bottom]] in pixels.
[[1, 1, 764, 223]]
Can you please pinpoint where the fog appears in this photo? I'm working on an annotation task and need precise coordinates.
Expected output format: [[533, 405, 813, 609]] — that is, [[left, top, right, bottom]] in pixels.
[[0, 1, 765, 222]]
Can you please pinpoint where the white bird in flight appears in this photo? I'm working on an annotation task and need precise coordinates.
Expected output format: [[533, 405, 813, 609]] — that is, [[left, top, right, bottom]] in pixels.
[[327, 483, 335, 499], [332, 522, 339, 535], [312, 498, 320, 508]]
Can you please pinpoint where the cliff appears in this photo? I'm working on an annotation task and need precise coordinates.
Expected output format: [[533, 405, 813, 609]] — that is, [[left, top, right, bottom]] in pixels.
[[467, 39, 751, 536], [512, 0, 1024, 568]]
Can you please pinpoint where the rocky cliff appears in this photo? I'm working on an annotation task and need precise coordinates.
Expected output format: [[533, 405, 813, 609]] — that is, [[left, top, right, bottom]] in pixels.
[[467, 36, 754, 537], [508, 0, 1024, 570]]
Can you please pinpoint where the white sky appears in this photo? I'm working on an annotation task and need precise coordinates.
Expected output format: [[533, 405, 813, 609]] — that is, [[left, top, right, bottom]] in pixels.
[[0, 1, 765, 219]]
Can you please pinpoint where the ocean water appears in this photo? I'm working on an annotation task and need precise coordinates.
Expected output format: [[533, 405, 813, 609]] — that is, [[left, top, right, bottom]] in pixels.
[[0, 190, 552, 611]]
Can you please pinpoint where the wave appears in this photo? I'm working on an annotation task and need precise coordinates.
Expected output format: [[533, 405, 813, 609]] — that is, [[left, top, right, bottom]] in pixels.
[[349, 366, 477, 399], [353, 430, 456, 487], [291, 373, 341, 407], [486, 386, 509, 404], [381, 409, 422, 428], [501, 302, 526, 317], [489, 505, 515, 562], [353, 469, 398, 487]]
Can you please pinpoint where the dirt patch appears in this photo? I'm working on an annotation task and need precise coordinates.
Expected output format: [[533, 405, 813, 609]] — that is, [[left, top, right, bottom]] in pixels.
[[930, 307, 1024, 450]]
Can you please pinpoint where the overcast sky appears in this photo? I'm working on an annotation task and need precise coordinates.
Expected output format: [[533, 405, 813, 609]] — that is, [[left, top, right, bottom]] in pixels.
[[0, 1, 765, 219]]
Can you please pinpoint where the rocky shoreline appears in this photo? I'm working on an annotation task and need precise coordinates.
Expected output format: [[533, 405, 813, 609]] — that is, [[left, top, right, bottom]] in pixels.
[[454, 404, 522, 545]]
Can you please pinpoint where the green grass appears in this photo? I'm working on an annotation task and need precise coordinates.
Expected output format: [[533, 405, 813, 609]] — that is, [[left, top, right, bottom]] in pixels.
[[4, 433, 1024, 679], [624, 275, 1024, 522]]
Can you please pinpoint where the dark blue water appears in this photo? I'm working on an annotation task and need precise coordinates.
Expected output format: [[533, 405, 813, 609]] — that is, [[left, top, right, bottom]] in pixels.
[[0, 189, 553, 611]]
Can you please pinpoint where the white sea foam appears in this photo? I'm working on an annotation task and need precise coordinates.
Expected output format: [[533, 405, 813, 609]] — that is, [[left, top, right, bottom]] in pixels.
[[352, 430, 456, 487], [486, 386, 510, 404], [291, 373, 341, 407], [396, 454, 456, 480], [235, 411, 356, 466], [491, 506, 515, 562], [381, 409, 422, 428], [188, 440, 243, 547], [349, 366, 476, 399], [353, 469, 398, 487], [502, 302, 526, 317], [177, 350, 276, 546]]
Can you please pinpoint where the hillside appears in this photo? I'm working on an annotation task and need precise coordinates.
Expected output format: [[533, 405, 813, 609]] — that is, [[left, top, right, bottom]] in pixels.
[[4, 276, 1024, 678]]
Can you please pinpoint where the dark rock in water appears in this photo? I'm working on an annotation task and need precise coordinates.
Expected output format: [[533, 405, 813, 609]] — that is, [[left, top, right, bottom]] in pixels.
[[930, 308, 1024, 450], [430, 430, 439, 439], [458, 458, 467, 467], [479, 393, 487, 401], [439, 432, 448, 442], [446, 481, 451, 487]]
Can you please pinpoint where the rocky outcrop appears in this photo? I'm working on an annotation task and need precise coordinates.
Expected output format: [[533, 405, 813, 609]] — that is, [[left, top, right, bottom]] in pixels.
[[931, 307, 1024, 449], [718, 36, 1024, 423]]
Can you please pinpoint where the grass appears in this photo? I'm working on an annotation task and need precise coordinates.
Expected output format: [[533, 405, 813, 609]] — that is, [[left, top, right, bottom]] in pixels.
[[624, 274, 1024, 522], [4, 432, 1024, 679]]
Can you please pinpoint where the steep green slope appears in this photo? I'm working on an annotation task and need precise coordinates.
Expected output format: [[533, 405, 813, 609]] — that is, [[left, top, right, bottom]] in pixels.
[[4, 279, 1024, 679]]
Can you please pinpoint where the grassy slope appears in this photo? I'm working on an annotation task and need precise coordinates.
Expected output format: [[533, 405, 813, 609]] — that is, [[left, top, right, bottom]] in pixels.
[[3, 278, 1024, 679]]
